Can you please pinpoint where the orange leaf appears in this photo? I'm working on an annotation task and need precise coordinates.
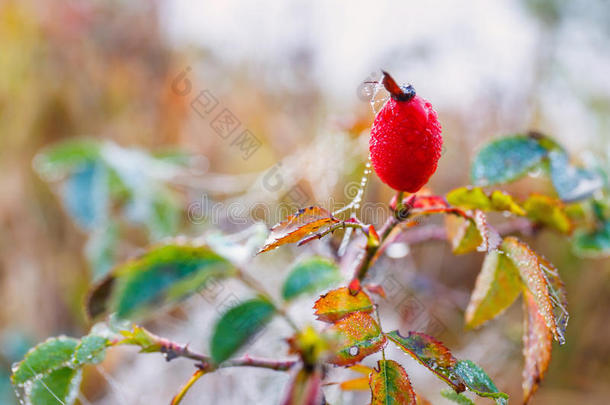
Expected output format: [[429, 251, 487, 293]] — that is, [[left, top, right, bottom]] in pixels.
[[313, 287, 373, 323], [339, 376, 370, 391], [502, 237, 567, 344], [415, 393, 432, 405], [348, 364, 375, 375], [327, 312, 386, 366], [258, 206, 339, 254], [369, 360, 416, 405], [522, 290, 552, 405]]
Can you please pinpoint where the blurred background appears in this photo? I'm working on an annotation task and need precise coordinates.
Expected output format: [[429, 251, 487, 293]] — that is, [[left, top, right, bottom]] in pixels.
[[1, 0, 609, 403]]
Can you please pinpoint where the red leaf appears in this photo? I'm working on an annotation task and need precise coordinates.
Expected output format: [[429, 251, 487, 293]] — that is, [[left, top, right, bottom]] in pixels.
[[522, 290, 552, 405]]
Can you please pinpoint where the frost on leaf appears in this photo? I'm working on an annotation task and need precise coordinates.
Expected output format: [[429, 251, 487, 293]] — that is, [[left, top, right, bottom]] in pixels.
[[313, 287, 373, 323], [28, 367, 82, 405], [453, 360, 508, 404], [11, 336, 79, 386], [257, 206, 339, 254], [72, 335, 109, 366], [327, 312, 386, 366], [538, 256, 569, 344], [470, 134, 548, 186], [465, 250, 522, 329], [473, 210, 502, 252], [369, 359, 416, 405], [11, 334, 109, 405], [522, 290, 552, 405], [548, 149, 603, 203], [281, 366, 324, 405], [386, 331, 463, 392], [502, 237, 568, 344], [443, 210, 501, 255]]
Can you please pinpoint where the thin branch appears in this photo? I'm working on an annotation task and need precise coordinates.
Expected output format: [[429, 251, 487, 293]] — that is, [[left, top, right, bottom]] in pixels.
[[158, 339, 297, 371]]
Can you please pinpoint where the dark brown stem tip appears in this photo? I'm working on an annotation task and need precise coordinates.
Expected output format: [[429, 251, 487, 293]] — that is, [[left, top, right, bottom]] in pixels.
[[381, 70, 416, 102]]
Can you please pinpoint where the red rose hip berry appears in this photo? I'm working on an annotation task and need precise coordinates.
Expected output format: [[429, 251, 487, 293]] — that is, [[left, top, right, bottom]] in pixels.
[[369, 71, 442, 193]]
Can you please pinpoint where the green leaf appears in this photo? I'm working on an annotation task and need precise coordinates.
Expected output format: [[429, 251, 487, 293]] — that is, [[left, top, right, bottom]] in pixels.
[[27, 367, 81, 405], [61, 161, 109, 230], [147, 189, 181, 240], [282, 257, 341, 301], [465, 250, 522, 328], [453, 360, 508, 403], [490, 190, 527, 215], [369, 360, 416, 405], [446, 187, 492, 211], [523, 194, 572, 233], [440, 389, 475, 405], [87, 243, 236, 320], [33, 138, 101, 180], [11, 337, 79, 385], [313, 287, 374, 323], [386, 331, 463, 391], [85, 221, 119, 279], [548, 149, 603, 202], [471, 135, 548, 186], [210, 299, 276, 364], [572, 221, 610, 258], [328, 312, 386, 366], [118, 326, 163, 353], [72, 335, 109, 367]]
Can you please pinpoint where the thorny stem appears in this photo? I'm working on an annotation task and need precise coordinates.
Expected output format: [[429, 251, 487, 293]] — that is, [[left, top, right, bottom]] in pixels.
[[351, 191, 410, 284]]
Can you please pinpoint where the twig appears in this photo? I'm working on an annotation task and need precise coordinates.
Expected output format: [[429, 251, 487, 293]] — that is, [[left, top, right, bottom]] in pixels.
[[159, 339, 297, 371]]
